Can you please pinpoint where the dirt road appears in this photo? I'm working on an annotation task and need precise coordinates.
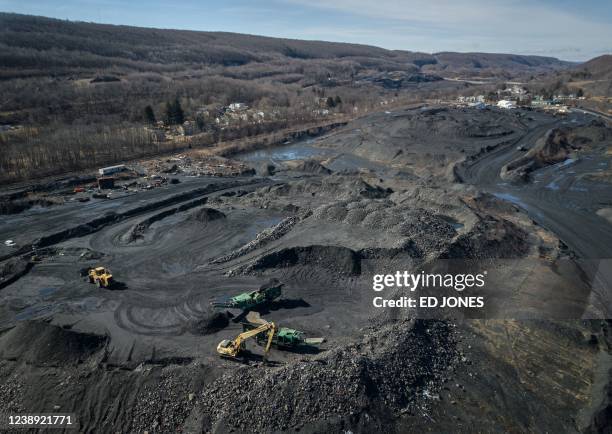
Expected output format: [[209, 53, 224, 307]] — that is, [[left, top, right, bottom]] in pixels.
[[457, 111, 612, 259]]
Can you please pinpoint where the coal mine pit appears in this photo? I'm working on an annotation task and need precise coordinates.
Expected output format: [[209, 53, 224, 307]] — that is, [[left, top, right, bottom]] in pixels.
[[1, 106, 611, 433]]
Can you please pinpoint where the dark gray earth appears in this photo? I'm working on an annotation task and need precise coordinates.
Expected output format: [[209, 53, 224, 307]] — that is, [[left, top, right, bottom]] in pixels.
[[0, 106, 611, 433]]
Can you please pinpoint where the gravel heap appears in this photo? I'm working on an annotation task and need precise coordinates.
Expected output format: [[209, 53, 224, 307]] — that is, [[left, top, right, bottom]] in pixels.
[[0, 322, 107, 367], [313, 199, 456, 253], [211, 213, 308, 264], [129, 366, 198, 433], [198, 320, 459, 432], [244, 176, 392, 205]]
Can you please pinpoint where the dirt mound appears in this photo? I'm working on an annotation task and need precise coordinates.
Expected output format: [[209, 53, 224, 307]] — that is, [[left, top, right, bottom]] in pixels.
[[187, 311, 232, 335], [359, 183, 393, 199], [501, 127, 580, 182], [211, 214, 305, 264], [503, 128, 574, 179], [443, 218, 531, 259], [248, 245, 362, 275], [235, 176, 393, 211], [197, 320, 459, 433], [255, 163, 276, 176], [0, 321, 107, 366], [189, 207, 226, 223], [312, 199, 456, 253], [121, 202, 220, 244], [0, 257, 33, 289], [291, 159, 333, 174], [264, 176, 390, 200]]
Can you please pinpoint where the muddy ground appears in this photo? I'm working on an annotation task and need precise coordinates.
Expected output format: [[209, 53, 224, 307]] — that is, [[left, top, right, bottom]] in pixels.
[[0, 106, 611, 433]]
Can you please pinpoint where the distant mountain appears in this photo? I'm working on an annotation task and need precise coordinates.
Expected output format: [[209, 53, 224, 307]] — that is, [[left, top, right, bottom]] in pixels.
[[430, 52, 572, 75], [0, 13, 571, 79], [576, 54, 612, 80]]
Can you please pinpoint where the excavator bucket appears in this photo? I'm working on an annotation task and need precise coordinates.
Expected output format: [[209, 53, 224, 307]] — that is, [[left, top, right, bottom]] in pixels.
[[246, 311, 268, 325]]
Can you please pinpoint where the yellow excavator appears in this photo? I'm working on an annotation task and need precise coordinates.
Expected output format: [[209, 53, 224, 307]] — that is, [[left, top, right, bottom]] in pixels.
[[216, 313, 276, 360]]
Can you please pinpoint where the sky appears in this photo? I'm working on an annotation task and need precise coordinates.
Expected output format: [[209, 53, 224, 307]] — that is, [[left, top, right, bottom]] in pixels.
[[1, 0, 611, 61]]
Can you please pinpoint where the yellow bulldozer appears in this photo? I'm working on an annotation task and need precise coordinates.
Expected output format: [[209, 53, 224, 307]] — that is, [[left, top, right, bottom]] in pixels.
[[217, 312, 276, 360], [87, 266, 114, 288]]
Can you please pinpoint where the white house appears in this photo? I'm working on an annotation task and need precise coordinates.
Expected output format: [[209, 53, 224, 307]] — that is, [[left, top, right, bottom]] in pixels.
[[497, 100, 516, 109], [228, 103, 248, 112]]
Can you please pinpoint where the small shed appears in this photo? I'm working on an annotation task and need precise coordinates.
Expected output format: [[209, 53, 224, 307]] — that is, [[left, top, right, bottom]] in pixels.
[[97, 177, 115, 189]]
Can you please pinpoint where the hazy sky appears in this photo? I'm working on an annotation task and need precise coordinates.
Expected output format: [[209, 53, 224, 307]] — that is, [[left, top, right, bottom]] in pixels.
[[1, 0, 611, 61]]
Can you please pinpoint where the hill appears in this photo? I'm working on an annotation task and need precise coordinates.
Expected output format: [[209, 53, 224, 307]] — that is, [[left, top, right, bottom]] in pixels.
[[575, 54, 612, 80], [529, 53, 612, 101], [0, 13, 571, 80]]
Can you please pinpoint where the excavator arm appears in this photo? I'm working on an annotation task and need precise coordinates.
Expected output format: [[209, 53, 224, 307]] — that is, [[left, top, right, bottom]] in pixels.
[[233, 323, 273, 348], [263, 323, 276, 360], [217, 321, 276, 359]]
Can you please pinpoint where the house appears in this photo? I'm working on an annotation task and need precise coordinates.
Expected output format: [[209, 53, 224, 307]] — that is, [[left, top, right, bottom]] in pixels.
[[497, 100, 515, 109], [97, 177, 115, 189], [179, 120, 195, 136], [469, 101, 486, 109], [228, 103, 248, 112], [253, 111, 265, 123], [145, 126, 166, 142]]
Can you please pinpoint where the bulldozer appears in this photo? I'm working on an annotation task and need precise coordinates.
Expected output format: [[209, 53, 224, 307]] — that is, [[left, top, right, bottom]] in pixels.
[[87, 266, 114, 288], [217, 320, 276, 360], [212, 279, 283, 310]]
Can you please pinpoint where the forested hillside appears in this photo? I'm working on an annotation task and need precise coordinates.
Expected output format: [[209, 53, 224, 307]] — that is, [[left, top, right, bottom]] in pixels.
[[0, 13, 574, 183]]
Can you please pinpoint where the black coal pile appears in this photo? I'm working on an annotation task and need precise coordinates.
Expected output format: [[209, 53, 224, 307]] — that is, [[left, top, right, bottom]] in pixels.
[[442, 217, 530, 259], [247, 245, 362, 276], [189, 207, 226, 223], [359, 183, 393, 199], [212, 215, 303, 264], [197, 320, 459, 433], [0, 321, 107, 367]]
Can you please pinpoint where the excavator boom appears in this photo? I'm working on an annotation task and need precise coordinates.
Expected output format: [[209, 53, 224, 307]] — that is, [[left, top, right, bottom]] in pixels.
[[217, 321, 276, 359]]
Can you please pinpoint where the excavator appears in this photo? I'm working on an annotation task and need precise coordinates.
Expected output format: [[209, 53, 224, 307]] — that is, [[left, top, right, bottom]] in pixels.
[[216, 319, 276, 360]]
